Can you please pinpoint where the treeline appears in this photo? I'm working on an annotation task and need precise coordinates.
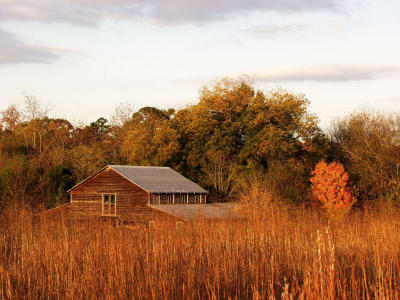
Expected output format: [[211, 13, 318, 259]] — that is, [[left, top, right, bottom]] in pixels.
[[0, 77, 399, 209]]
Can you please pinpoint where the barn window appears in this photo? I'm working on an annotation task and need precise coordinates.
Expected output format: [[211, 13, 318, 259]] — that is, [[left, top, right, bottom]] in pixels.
[[102, 194, 117, 216]]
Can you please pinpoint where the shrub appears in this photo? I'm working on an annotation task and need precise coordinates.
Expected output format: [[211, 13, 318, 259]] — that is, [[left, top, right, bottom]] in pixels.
[[310, 160, 356, 212]]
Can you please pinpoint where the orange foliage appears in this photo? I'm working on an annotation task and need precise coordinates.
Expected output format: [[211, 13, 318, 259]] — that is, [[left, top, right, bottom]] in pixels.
[[1, 104, 21, 131], [310, 160, 356, 211]]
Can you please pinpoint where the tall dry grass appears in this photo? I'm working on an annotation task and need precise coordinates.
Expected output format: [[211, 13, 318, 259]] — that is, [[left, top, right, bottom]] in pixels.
[[0, 204, 400, 299]]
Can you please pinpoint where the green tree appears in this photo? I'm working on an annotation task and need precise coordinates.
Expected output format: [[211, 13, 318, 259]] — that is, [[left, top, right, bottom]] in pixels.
[[90, 117, 109, 137], [46, 165, 74, 208], [121, 107, 179, 166]]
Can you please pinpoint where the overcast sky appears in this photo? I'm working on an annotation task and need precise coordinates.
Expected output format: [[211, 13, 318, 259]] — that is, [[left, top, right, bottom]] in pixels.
[[0, 0, 399, 127]]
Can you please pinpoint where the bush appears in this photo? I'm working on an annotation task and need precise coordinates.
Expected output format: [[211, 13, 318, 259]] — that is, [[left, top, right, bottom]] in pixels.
[[310, 160, 356, 213]]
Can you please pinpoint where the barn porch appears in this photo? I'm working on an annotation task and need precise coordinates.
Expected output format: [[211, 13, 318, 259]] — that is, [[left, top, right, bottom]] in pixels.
[[149, 193, 207, 204]]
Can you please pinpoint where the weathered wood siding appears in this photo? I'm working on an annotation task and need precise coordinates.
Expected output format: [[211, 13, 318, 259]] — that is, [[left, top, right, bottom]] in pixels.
[[36, 203, 71, 221], [70, 167, 176, 222]]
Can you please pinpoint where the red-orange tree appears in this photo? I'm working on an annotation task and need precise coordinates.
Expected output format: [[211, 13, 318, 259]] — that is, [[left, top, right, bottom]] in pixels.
[[310, 160, 356, 211], [1, 105, 21, 131]]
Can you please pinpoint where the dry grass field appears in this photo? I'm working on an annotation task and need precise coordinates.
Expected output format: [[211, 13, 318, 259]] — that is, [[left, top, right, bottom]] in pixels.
[[1, 204, 400, 299]]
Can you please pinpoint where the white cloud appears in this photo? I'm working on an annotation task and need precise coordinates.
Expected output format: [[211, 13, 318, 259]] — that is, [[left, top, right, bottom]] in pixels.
[[247, 24, 307, 36], [0, 28, 61, 64], [255, 65, 400, 82], [0, 0, 343, 26]]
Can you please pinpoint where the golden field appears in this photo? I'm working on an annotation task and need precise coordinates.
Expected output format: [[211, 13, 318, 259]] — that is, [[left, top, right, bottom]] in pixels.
[[0, 205, 400, 299]]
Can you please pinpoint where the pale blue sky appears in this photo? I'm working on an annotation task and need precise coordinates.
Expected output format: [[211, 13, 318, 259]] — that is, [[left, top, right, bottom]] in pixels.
[[0, 0, 399, 127]]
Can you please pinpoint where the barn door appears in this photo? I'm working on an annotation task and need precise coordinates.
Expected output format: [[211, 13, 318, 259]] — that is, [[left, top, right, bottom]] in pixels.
[[102, 194, 117, 216]]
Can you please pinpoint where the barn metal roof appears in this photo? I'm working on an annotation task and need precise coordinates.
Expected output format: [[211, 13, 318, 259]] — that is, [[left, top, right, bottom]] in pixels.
[[149, 203, 242, 220], [109, 165, 208, 193]]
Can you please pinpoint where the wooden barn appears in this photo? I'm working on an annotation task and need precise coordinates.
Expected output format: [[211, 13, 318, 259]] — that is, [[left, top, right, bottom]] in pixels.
[[38, 165, 240, 223]]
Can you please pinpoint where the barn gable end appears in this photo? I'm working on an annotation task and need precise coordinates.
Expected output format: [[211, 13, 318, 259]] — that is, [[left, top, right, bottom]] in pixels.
[[69, 167, 178, 222], [70, 167, 150, 222]]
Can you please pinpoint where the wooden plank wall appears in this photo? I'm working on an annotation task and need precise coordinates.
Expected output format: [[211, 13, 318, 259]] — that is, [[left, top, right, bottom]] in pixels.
[[36, 203, 71, 221]]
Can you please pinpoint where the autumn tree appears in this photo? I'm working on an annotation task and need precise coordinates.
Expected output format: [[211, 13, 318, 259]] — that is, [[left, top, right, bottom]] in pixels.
[[72, 118, 110, 146], [15, 118, 49, 153], [310, 160, 356, 212], [37, 118, 74, 167], [331, 111, 400, 206], [202, 152, 242, 199], [242, 88, 320, 164], [121, 107, 179, 166], [176, 77, 322, 198], [0, 156, 39, 207], [1, 105, 21, 131], [110, 102, 135, 127], [10, 95, 51, 154], [67, 145, 105, 181]]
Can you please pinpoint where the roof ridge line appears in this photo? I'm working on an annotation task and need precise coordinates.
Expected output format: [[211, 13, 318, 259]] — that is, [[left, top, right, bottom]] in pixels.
[[108, 165, 170, 169]]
